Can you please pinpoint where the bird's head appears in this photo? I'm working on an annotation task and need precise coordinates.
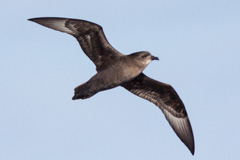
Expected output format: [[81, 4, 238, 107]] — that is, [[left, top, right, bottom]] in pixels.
[[130, 51, 159, 67]]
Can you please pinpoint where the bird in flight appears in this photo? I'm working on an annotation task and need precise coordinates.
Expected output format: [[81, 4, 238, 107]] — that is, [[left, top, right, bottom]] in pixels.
[[29, 17, 195, 155]]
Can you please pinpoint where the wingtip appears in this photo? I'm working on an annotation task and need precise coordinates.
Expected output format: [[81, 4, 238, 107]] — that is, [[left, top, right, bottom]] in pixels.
[[28, 17, 39, 22], [190, 146, 195, 155], [187, 122, 195, 155], [186, 134, 195, 155], [185, 129, 195, 155], [28, 18, 34, 21], [28, 18, 41, 23], [72, 95, 77, 100]]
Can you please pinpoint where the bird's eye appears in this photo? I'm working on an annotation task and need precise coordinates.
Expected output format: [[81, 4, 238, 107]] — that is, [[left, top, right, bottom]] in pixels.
[[141, 55, 147, 58]]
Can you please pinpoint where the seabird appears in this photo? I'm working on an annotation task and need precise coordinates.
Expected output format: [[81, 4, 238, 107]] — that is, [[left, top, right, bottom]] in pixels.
[[29, 17, 195, 155]]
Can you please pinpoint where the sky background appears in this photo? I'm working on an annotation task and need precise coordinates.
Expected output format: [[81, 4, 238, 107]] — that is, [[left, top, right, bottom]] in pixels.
[[1, 0, 240, 159]]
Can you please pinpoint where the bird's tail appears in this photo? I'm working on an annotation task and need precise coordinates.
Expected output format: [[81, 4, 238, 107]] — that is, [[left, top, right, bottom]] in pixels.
[[72, 82, 95, 100]]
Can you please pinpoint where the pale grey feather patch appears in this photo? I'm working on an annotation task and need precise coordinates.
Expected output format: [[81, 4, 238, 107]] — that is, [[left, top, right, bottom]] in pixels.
[[163, 109, 194, 154], [30, 18, 73, 34]]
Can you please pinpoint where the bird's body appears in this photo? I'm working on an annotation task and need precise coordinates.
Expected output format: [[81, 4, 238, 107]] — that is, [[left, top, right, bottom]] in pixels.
[[29, 17, 195, 155], [73, 51, 154, 99], [73, 54, 147, 99]]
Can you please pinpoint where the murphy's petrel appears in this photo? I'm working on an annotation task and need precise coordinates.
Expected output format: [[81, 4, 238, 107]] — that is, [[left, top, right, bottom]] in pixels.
[[29, 17, 195, 155]]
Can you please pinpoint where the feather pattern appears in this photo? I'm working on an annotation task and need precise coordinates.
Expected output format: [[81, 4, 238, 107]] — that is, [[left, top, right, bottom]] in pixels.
[[28, 17, 123, 71], [122, 73, 195, 154]]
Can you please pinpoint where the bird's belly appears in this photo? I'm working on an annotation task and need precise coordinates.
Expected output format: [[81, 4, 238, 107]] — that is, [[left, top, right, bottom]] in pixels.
[[88, 66, 142, 93]]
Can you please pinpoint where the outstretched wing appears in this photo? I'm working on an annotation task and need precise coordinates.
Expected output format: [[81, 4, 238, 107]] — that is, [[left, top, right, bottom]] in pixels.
[[121, 73, 195, 155], [29, 17, 123, 72]]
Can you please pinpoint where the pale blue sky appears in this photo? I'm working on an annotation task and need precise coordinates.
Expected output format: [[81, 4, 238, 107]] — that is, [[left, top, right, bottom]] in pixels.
[[1, 0, 240, 159]]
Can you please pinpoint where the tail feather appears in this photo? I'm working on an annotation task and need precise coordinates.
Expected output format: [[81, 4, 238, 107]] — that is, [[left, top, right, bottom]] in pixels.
[[72, 83, 95, 100]]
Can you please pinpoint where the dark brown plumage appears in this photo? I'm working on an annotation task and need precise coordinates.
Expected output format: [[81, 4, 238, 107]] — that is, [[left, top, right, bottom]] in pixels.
[[122, 73, 194, 154], [29, 17, 195, 155]]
